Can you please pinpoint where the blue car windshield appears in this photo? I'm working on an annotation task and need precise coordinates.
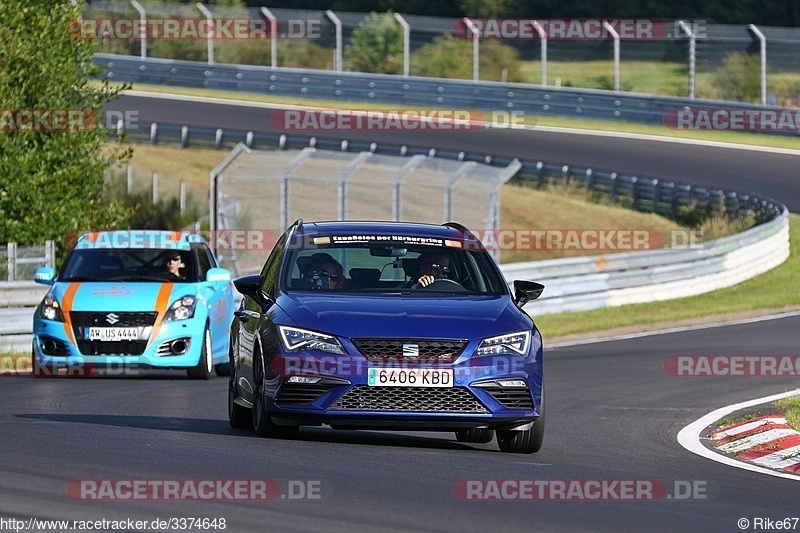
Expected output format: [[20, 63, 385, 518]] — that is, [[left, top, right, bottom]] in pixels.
[[284, 241, 506, 294], [59, 249, 197, 283]]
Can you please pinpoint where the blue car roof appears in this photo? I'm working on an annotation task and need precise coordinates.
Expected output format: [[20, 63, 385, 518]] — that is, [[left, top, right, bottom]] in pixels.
[[73, 230, 206, 250], [298, 221, 472, 240]]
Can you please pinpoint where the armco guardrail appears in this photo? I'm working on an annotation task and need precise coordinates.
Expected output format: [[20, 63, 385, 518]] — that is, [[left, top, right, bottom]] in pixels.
[[502, 212, 789, 316], [118, 122, 784, 224], [95, 54, 799, 134], [0, 282, 47, 352]]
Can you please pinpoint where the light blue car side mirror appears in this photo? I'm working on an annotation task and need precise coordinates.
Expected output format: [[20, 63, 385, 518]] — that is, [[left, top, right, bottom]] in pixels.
[[206, 267, 231, 283], [34, 267, 55, 285]]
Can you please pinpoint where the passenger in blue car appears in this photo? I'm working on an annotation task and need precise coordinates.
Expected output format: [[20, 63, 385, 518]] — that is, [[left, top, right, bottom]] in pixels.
[[303, 253, 346, 290]]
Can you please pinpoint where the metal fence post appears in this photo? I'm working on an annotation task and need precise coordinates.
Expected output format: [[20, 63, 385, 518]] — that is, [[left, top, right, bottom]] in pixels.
[[180, 180, 186, 216], [127, 163, 133, 194], [532, 21, 547, 86], [394, 13, 410, 77], [196, 3, 214, 65], [129, 0, 147, 59], [677, 21, 696, 98], [603, 22, 620, 91], [260, 7, 278, 69], [7, 242, 16, 282], [749, 24, 767, 105], [46, 241, 56, 269], [326, 10, 342, 72], [152, 172, 158, 204], [463, 18, 480, 82]]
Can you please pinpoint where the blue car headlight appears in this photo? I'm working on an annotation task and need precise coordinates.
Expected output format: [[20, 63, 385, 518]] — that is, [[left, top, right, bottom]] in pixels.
[[475, 331, 531, 357], [164, 296, 197, 322], [40, 293, 64, 322], [278, 326, 344, 355]]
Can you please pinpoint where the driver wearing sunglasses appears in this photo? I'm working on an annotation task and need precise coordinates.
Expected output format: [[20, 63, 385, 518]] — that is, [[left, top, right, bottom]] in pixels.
[[164, 252, 185, 280], [304, 254, 346, 290], [417, 251, 450, 288]]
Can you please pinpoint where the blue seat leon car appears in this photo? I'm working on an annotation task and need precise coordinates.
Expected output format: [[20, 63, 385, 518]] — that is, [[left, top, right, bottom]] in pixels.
[[32, 230, 235, 379], [228, 220, 545, 453]]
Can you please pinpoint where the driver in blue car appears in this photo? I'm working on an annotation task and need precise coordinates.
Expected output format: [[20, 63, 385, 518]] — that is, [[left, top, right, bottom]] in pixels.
[[417, 251, 450, 287], [304, 253, 347, 290]]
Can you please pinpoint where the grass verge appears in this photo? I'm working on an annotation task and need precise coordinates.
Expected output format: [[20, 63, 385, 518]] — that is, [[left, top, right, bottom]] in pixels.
[[536, 214, 799, 340], [775, 396, 800, 432]]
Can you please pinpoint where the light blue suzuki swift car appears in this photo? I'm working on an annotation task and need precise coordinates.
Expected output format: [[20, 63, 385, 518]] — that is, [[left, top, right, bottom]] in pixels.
[[32, 230, 234, 378]]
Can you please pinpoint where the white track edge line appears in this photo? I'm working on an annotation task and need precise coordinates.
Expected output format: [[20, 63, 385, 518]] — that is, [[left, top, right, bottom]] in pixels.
[[677, 388, 800, 482]]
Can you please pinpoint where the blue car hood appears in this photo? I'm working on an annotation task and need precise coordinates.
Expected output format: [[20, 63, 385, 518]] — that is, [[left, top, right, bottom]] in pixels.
[[50, 281, 191, 312], [279, 293, 526, 340]]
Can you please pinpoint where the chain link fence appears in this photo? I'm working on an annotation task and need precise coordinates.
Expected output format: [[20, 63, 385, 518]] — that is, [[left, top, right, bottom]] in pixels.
[[84, 2, 800, 103]]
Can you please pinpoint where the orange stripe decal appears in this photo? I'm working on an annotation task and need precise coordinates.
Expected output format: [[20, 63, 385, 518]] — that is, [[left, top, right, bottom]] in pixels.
[[61, 282, 82, 345], [148, 283, 174, 347]]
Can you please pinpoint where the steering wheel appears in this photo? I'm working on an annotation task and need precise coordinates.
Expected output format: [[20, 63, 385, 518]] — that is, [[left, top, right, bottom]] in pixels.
[[419, 278, 468, 292]]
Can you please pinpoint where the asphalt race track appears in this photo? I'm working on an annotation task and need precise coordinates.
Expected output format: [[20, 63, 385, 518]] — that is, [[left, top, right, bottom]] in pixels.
[[4, 316, 800, 531], [1, 93, 799, 531], [106, 94, 800, 211]]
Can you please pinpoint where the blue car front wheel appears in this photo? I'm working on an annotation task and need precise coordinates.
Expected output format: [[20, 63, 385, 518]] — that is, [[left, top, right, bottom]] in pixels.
[[187, 326, 213, 380]]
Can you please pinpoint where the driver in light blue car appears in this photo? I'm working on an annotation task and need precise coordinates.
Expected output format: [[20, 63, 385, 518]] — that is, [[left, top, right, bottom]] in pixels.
[[32, 230, 234, 379]]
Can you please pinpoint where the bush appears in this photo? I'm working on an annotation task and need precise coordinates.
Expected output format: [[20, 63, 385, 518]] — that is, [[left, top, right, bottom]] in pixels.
[[344, 12, 403, 75], [411, 34, 522, 82], [278, 39, 333, 70], [711, 52, 761, 102]]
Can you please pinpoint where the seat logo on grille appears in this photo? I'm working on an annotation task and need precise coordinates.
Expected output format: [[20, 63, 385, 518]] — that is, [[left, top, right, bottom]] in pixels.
[[402, 343, 419, 357], [105, 313, 120, 325]]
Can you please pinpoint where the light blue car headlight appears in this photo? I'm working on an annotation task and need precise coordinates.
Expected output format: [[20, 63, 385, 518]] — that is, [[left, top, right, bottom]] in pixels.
[[278, 326, 344, 355], [475, 331, 531, 357], [40, 293, 65, 322], [164, 295, 197, 322]]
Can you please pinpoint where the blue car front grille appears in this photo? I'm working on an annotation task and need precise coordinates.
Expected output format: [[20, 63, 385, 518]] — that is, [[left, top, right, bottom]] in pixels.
[[352, 339, 467, 363], [331, 386, 487, 412]]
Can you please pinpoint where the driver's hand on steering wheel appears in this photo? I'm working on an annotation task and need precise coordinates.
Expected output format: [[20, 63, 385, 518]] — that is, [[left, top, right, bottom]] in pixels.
[[418, 275, 436, 287]]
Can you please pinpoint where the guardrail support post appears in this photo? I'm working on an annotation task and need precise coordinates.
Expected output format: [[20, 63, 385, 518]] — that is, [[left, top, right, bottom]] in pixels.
[[127, 163, 133, 194], [260, 7, 278, 69], [196, 3, 215, 65], [326, 11, 343, 72]]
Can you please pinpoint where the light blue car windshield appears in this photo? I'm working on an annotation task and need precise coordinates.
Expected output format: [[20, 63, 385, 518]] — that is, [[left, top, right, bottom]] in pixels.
[[59, 249, 197, 283]]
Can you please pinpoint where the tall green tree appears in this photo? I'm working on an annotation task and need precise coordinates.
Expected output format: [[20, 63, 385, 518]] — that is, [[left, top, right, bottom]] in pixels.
[[0, 0, 130, 250]]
